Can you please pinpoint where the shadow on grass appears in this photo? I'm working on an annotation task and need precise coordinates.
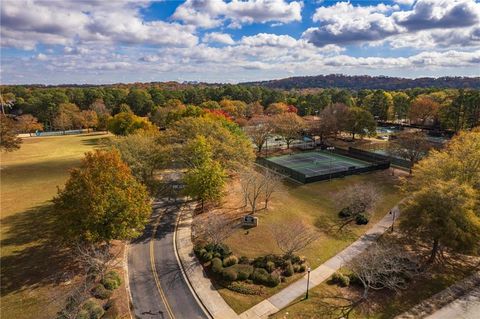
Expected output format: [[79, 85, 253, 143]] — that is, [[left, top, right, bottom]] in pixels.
[[0, 203, 79, 296], [81, 136, 110, 147]]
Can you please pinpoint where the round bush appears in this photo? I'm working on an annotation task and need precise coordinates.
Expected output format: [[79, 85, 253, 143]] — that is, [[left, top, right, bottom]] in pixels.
[[222, 268, 238, 281], [232, 264, 254, 280], [223, 255, 238, 267], [82, 299, 104, 319], [197, 248, 207, 257], [265, 261, 275, 273], [76, 310, 89, 319], [293, 264, 300, 273], [355, 214, 369, 225], [284, 261, 294, 277], [291, 255, 301, 264], [267, 273, 280, 287], [203, 252, 214, 262], [331, 272, 350, 287], [299, 264, 307, 272], [101, 271, 122, 290], [211, 257, 223, 274], [252, 268, 269, 285], [238, 256, 250, 264], [339, 207, 352, 218], [92, 284, 112, 300]]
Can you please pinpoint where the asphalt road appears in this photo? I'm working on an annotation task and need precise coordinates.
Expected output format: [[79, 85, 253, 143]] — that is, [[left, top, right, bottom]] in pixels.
[[128, 200, 208, 319]]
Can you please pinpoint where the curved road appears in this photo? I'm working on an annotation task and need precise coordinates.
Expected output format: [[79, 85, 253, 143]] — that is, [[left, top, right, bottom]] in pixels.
[[128, 200, 209, 319]]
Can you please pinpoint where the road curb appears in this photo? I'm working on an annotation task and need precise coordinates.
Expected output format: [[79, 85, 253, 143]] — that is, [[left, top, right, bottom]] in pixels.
[[173, 202, 214, 319]]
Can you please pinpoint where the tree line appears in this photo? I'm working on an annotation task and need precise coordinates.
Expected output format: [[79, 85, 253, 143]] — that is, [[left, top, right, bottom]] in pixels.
[[1, 84, 479, 134]]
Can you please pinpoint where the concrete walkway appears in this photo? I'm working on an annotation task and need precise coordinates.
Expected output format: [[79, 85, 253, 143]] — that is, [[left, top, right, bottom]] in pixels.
[[176, 204, 239, 319], [177, 202, 399, 319], [425, 287, 480, 319], [239, 205, 400, 319]]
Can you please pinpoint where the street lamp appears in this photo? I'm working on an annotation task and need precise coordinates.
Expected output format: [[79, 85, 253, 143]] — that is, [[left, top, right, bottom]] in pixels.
[[389, 209, 396, 232], [305, 267, 311, 299]]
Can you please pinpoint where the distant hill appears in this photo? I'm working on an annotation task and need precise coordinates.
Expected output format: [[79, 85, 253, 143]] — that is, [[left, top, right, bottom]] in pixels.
[[242, 74, 480, 90]]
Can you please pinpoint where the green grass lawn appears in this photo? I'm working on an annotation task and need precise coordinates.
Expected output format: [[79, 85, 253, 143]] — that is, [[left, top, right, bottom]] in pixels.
[[216, 171, 403, 314], [0, 133, 109, 319]]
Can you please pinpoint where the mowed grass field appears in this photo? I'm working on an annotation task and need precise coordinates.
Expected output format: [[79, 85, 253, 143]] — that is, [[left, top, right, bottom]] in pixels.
[[216, 171, 403, 313], [0, 133, 110, 319]]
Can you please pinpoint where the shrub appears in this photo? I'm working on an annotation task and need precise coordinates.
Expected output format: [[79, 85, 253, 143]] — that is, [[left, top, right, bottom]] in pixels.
[[103, 302, 121, 319], [211, 257, 223, 274], [223, 255, 238, 267], [82, 299, 104, 319], [213, 252, 222, 258], [339, 207, 352, 218], [253, 256, 266, 268], [331, 272, 350, 287], [267, 273, 280, 287], [201, 252, 213, 262], [284, 261, 294, 277], [92, 284, 112, 300], [205, 243, 232, 258], [299, 264, 306, 272], [290, 255, 301, 264], [222, 268, 238, 281], [293, 264, 300, 273], [348, 273, 362, 286], [252, 268, 269, 285], [102, 271, 122, 290], [355, 214, 369, 225], [229, 264, 254, 280], [194, 244, 206, 256], [226, 281, 263, 295], [238, 256, 250, 264], [76, 310, 89, 319], [265, 261, 275, 273]]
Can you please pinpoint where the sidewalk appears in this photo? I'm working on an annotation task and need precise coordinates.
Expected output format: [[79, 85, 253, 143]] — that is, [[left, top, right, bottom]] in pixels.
[[175, 205, 239, 319], [239, 205, 400, 319], [425, 287, 480, 319]]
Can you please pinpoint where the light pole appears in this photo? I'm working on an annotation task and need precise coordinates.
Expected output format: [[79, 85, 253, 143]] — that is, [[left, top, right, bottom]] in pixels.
[[389, 208, 396, 232], [305, 267, 311, 299]]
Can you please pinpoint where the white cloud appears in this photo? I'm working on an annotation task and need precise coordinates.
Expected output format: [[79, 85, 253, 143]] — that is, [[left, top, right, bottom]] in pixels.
[[203, 32, 235, 45], [0, 0, 198, 50], [36, 53, 48, 61], [172, 0, 302, 29], [393, 0, 415, 6], [304, 0, 480, 49]]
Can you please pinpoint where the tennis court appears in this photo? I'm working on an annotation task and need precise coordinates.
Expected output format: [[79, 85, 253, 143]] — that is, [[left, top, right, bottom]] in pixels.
[[267, 150, 370, 177]]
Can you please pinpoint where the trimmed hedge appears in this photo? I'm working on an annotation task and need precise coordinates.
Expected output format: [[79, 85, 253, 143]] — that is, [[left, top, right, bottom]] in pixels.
[[284, 261, 294, 277], [226, 281, 263, 295], [266, 261, 275, 273], [252, 268, 269, 285], [222, 268, 238, 281], [355, 214, 369, 225]]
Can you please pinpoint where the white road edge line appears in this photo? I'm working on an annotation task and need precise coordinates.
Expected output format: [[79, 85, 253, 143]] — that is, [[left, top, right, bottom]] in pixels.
[[173, 199, 214, 319]]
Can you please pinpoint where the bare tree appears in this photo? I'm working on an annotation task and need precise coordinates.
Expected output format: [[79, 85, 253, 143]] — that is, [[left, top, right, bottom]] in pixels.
[[73, 243, 121, 280], [54, 278, 92, 319], [263, 168, 282, 210], [318, 243, 418, 318], [203, 215, 236, 248], [271, 113, 305, 149], [335, 183, 378, 230], [239, 167, 282, 213], [388, 131, 431, 174], [269, 221, 318, 257]]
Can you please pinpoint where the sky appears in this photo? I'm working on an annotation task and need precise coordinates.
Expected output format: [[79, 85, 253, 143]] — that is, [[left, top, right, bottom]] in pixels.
[[1, 0, 480, 85]]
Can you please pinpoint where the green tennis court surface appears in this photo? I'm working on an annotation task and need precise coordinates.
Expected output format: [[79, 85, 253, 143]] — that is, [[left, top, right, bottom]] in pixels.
[[267, 150, 370, 177]]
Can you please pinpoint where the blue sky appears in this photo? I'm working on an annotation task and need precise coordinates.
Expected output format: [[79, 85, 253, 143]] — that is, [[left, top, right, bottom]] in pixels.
[[1, 0, 479, 84]]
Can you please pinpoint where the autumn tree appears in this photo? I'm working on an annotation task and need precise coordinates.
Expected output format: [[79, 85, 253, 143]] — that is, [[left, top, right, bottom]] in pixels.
[[0, 115, 22, 151], [16, 114, 43, 133], [271, 112, 305, 148], [245, 116, 272, 153], [80, 110, 98, 132], [400, 129, 480, 263], [401, 180, 480, 264], [107, 111, 155, 135], [110, 131, 169, 187], [409, 96, 440, 126], [265, 102, 288, 115], [183, 158, 226, 212], [53, 150, 151, 245], [388, 131, 431, 174], [345, 107, 376, 140]]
